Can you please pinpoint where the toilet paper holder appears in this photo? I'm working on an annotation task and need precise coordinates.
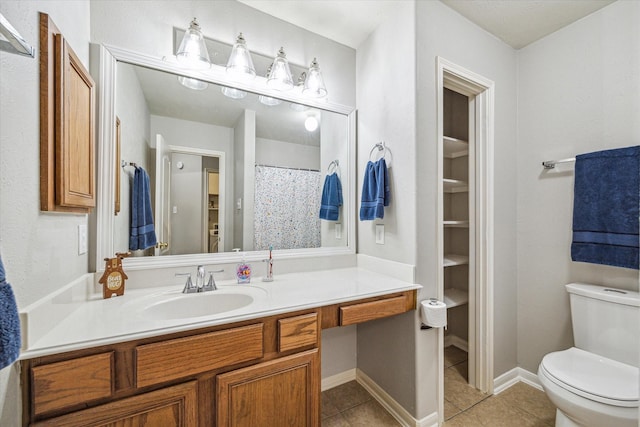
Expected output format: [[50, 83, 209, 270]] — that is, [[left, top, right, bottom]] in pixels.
[[420, 298, 447, 330]]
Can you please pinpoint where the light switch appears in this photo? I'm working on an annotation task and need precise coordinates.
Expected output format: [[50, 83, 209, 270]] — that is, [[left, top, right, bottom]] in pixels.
[[335, 223, 342, 239], [375, 224, 385, 245], [172, 206, 178, 214], [78, 224, 88, 255]]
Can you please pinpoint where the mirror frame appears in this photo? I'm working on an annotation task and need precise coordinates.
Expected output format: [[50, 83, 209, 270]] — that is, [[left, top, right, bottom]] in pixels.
[[95, 44, 356, 272]]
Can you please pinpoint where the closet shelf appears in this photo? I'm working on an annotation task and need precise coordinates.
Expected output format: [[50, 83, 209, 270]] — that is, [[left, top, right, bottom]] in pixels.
[[443, 136, 469, 159], [443, 220, 469, 228], [443, 178, 468, 193], [444, 288, 469, 309], [443, 254, 469, 267]]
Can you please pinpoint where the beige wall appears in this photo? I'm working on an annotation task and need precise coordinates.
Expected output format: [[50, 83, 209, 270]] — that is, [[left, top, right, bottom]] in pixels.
[[516, 0, 640, 373]]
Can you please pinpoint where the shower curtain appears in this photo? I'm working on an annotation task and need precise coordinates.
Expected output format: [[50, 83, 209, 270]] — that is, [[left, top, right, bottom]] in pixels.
[[254, 165, 321, 250]]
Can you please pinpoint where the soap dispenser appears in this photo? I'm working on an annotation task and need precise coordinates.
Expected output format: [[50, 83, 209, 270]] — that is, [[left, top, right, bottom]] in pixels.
[[236, 252, 251, 284]]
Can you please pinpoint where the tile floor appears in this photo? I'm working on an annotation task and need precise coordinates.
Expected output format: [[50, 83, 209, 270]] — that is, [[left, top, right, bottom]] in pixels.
[[321, 346, 557, 426]]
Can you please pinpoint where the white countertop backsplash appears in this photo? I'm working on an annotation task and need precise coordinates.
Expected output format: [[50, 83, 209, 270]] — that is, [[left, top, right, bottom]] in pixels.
[[20, 260, 420, 359]]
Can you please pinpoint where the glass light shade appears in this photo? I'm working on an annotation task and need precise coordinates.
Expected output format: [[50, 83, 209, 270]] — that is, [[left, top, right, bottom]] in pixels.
[[290, 103, 309, 112], [302, 58, 327, 98], [176, 18, 211, 70], [304, 116, 319, 132], [177, 75, 208, 91], [267, 47, 294, 91], [259, 95, 282, 106], [226, 33, 256, 80], [221, 86, 247, 99]]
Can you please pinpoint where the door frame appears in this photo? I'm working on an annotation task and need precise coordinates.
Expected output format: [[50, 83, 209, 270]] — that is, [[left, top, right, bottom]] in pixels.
[[168, 146, 226, 255], [436, 56, 495, 422]]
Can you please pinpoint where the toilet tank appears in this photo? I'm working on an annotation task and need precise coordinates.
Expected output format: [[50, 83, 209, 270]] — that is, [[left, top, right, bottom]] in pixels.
[[567, 283, 640, 366]]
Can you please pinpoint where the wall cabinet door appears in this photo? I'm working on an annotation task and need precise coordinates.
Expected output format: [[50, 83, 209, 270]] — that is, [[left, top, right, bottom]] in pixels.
[[216, 349, 320, 427], [32, 382, 197, 427]]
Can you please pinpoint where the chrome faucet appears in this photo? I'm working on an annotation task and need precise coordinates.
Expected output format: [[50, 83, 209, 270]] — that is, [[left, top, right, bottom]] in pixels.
[[177, 267, 224, 293], [195, 265, 206, 291]]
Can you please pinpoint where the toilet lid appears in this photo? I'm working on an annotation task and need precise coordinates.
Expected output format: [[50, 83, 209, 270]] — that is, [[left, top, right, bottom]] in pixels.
[[541, 347, 639, 407]]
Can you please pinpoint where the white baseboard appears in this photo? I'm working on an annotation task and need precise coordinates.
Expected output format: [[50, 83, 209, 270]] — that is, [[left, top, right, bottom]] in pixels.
[[321, 369, 357, 391], [444, 334, 468, 353], [493, 367, 542, 394], [356, 369, 438, 427]]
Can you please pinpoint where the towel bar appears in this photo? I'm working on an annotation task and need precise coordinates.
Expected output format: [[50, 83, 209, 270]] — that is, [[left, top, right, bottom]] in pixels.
[[542, 157, 576, 169]]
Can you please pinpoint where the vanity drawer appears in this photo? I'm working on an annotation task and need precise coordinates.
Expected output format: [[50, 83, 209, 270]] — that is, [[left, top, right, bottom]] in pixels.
[[32, 352, 114, 416], [136, 323, 264, 388], [339, 296, 408, 326], [278, 313, 319, 352]]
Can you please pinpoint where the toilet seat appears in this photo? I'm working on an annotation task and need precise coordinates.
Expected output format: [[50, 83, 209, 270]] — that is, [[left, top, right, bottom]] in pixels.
[[540, 347, 639, 408]]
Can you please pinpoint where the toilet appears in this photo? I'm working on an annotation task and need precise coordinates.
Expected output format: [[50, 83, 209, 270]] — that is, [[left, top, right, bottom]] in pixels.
[[538, 283, 639, 427]]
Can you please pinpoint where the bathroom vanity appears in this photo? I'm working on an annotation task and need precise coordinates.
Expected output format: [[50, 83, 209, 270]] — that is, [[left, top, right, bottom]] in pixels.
[[19, 268, 419, 426]]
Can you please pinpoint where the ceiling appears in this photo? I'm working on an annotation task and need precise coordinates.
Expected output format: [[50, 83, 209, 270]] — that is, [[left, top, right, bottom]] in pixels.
[[238, 0, 616, 49]]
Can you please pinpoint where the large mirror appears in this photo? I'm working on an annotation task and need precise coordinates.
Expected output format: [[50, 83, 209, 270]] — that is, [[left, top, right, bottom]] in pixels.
[[95, 45, 355, 270]]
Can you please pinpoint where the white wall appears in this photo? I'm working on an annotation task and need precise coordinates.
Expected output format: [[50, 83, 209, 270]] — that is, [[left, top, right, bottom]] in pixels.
[[355, 0, 419, 416], [255, 137, 320, 170], [150, 115, 234, 252], [115, 63, 151, 253], [516, 0, 640, 373], [0, 2, 91, 424]]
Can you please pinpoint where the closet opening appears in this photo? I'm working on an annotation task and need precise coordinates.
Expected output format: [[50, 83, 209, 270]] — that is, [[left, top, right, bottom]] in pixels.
[[436, 57, 495, 424]]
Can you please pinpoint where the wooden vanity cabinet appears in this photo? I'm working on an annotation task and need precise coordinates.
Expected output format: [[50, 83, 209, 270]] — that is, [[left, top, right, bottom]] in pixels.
[[22, 290, 416, 426]]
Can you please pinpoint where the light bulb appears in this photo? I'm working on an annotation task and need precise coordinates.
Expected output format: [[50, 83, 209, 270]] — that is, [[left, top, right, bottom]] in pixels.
[[304, 116, 319, 132], [267, 47, 294, 91], [176, 18, 211, 70], [226, 33, 256, 81], [302, 58, 327, 98]]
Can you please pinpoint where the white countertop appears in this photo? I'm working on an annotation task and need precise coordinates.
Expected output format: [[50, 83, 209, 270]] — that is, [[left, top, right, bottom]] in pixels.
[[20, 267, 421, 359]]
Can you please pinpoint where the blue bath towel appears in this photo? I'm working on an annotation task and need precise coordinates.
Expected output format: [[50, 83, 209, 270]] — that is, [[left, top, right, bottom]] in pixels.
[[0, 254, 20, 370], [129, 167, 157, 251], [571, 145, 639, 270], [360, 158, 390, 220], [319, 173, 343, 221]]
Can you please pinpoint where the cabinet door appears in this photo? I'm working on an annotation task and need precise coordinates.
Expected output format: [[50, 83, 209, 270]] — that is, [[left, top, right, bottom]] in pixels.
[[217, 349, 319, 427], [32, 381, 197, 427]]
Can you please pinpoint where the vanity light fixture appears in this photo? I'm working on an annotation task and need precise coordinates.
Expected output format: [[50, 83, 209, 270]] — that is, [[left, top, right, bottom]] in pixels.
[[176, 18, 211, 70], [259, 64, 282, 106], [177, 76, 208, 91], [267, 47, 294, 91], [226, 33, 256, 80], [302, 58, 327, 98], [221, 86, 247, 99]]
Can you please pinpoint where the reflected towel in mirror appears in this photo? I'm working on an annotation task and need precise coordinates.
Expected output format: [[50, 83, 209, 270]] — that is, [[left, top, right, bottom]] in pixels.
[[319, 173, 343, 221], [0, 253, 20, 369], [129, 167, 158, 251]]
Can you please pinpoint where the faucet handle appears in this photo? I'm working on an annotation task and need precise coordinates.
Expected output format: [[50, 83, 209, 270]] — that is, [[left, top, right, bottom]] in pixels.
[[203, 269, 224, 292], [176, 273, 196, 294]]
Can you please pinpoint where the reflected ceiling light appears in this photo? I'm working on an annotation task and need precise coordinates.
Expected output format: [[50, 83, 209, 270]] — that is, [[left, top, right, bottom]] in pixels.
[[290, 103, 309, 112], [302, 58, 327, 98], [176, 18, 211, 70], [177, 75, 208, 90], [267, 47, 294, 91], [226, 33, 256, 80], [259, 64, 282, 106], [304, 116, 319, 132], [221, 86, 247, 99]]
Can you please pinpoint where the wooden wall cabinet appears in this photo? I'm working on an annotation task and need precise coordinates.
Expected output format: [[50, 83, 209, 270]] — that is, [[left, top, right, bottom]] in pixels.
[[39, 13, 95, 213]]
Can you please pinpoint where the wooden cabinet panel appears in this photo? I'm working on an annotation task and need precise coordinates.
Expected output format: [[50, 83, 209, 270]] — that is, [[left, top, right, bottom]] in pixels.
[[340, 296, 407, 326], [39, 13, 95, 213], [32, 381, 197, 427], [217, 349, 319, 427], [136, 323, 263, 388], [32, 352, 113, 416], [278, 313, 318, 353]]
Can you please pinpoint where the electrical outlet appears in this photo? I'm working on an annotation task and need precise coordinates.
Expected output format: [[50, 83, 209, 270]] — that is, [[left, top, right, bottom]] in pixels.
[[78, 224, 88, 255], [375, 224, 385, 245], [335, 223, 342, 239]]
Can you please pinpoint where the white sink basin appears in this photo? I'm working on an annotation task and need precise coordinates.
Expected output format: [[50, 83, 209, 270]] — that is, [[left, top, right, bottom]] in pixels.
[[131, 286, 266, 321]]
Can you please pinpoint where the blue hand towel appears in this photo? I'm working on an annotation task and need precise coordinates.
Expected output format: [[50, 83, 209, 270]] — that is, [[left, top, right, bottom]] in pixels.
[[129, 167, 158, 251], [360, 158, 390, 220], [0, 254, 21, 370], [571, 145, 639, 270], [319, 173, 343, 221]]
